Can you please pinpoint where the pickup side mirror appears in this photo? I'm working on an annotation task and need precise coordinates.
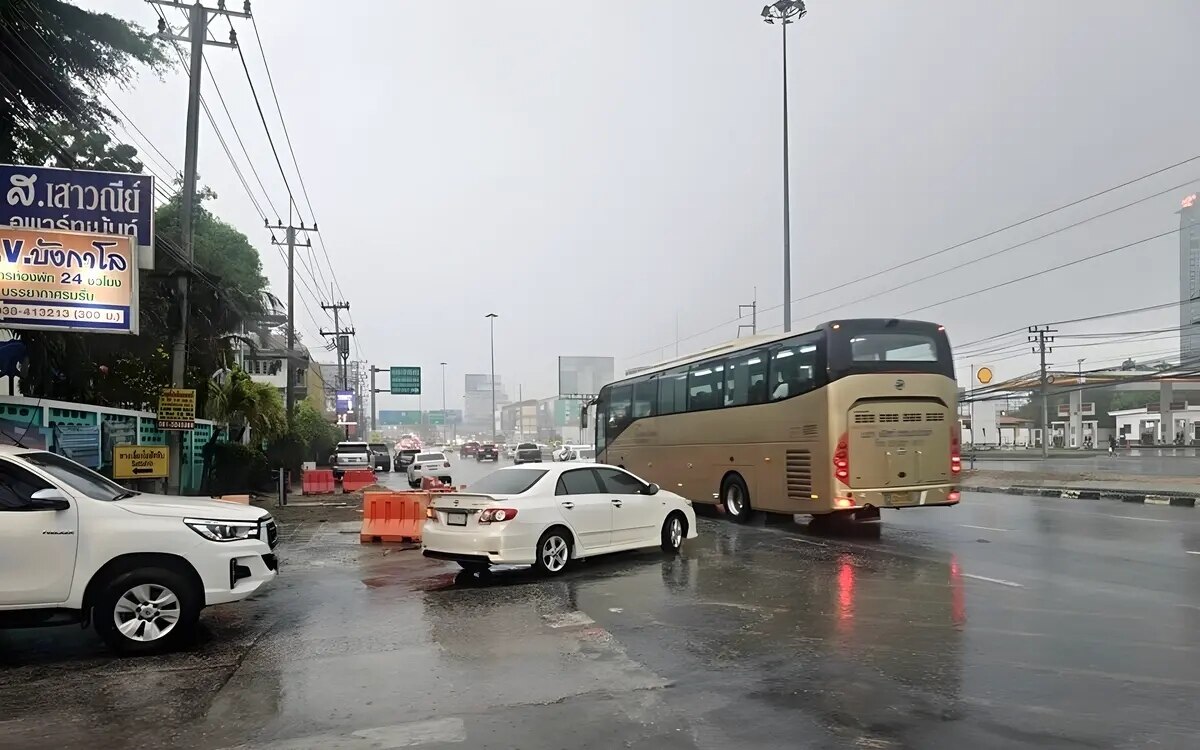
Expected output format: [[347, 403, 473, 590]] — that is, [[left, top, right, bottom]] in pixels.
[[27, 488, 71, 511], [644, 483, 660, 496]]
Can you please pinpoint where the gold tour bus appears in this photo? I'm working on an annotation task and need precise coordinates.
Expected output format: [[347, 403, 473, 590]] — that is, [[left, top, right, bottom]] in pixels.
[[589, 318, 960, 522]]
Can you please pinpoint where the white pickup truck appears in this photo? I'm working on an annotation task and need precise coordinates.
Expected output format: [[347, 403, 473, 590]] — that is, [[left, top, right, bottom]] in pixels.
[[0, 445, 277, 654]]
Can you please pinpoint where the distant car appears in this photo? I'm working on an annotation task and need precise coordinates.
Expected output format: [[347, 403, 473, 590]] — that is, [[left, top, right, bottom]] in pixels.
[[394, 448, 420, 473], [504, 444, 517, 460], [557, 445, 595, 462], [514, 442, 542, 465], [476, 443, 499, 462], [407, 451, 452, 488], [422, 463, 697, 575], [368, 443, 391, 472], [554, 444, 590, 461], [461, 441, 480, 458], [333, 442, 372, 478]]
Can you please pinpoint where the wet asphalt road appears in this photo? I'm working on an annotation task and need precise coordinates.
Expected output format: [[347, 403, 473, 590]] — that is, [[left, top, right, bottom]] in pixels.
[[2, 459, 1199, 749]]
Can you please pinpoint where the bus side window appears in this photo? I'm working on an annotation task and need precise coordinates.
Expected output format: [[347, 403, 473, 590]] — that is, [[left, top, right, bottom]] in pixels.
[[726, 350, 767, 406], [770, 335, 820, 400], [633, 378, 657, 418], [687, 360, 723, 411], [609, 385, 633, 439], [657, 367, 688, 415], [595, 389, 609, 453]]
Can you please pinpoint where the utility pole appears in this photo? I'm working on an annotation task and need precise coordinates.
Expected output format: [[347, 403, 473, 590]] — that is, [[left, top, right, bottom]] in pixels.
[[320, 298, 354, 438], [266, 213, 314, 434], [369, 365, 387, 434], [486, 313, 498, 442], [737, 288, 758, 337], [440, 362, 448, 444], [151, 0, 248, 494], [1029, 325, 1056, 458]]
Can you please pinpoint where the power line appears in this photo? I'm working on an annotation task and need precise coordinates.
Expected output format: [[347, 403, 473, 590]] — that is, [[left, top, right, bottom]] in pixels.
[[232, 26, 300, 221]]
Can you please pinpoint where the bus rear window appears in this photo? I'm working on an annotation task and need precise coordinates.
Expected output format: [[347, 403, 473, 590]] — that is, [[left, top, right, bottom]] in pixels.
[[850, 333, 939, 362]]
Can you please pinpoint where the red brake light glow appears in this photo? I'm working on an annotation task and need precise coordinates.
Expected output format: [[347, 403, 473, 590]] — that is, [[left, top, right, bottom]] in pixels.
[[478, 508, 518, 523], [948, 490, 961, 503], [951, 425, 962, 475]]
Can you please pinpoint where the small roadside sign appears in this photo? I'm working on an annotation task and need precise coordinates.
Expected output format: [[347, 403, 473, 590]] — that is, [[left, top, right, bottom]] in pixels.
[[157, 388, 196, 430], [113, 445, 169, 479], [390, 366, 421, 395]]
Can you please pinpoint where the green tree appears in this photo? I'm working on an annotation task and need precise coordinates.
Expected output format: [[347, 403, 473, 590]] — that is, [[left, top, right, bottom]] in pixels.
[[206, 367, 285, 442], [292, 400, 342, 465], [0, 0, 163, 165]]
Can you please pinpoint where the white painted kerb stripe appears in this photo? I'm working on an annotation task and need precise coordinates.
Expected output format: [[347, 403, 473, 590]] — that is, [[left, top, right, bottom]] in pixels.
[[960, 524, 1009, 532], [962, 573, 1023, 588]]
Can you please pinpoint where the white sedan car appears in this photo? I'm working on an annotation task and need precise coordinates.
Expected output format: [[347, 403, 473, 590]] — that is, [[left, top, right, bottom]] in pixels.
[[407, 451, 453, 488], [422, 463, 697, 575]]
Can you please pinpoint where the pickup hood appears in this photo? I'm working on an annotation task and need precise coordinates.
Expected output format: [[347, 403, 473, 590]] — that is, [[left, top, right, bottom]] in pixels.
[[117, 493, 269, 521]]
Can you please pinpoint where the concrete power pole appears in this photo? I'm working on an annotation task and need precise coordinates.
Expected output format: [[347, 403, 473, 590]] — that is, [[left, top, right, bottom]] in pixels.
[[737, 288, 758, 337], [266, 214, 314, 433], [1029, 325, 1057, 458], [320, 299, 353, 438], [151, 0, 249, 494]]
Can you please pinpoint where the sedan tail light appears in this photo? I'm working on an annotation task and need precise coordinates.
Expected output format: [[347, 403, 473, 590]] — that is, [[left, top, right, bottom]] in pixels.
[[478, 508, 518, 523], [425, 506, 437, 520], [443, 461, 451, 468]]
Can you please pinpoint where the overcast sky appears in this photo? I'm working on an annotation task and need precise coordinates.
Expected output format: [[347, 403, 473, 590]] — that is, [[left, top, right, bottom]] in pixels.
[[79, 0, 1200, 410]]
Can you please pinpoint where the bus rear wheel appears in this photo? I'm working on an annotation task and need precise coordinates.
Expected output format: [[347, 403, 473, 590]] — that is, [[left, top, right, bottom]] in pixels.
[[721, 474, 753, 524]]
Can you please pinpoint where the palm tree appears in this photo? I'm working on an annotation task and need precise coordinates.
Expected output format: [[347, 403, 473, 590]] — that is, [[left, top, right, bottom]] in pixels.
[[206, 367, 285, 443]]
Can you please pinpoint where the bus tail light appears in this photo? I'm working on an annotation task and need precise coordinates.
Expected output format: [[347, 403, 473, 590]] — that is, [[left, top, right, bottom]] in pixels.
[[834, 432, 850, 485], [951, 424, 962, 476]]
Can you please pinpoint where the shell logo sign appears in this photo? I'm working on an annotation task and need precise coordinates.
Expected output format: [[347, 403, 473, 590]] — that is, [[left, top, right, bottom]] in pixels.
[[976, 366, 994, 385]]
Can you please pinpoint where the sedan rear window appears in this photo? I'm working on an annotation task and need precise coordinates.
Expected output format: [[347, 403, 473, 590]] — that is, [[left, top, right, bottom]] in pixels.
[[416, 453, 445, 462], [337, 443, 369, 452], [518, 443, 537, 449], [466, 469, 548, 495]]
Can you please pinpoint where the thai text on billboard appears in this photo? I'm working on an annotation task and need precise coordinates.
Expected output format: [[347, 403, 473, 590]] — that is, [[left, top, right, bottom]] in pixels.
[[0, 227, 138, 334], [1, 164, 155, 269]]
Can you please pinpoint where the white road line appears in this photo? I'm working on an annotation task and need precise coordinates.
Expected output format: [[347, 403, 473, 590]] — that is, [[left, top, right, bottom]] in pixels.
[[962, 573, 1024, 588], [960, 524, 1010, 532], [1110, 515, 1172, 523], [785, 537, 828, 547], [1186, 551, 1200, 556]]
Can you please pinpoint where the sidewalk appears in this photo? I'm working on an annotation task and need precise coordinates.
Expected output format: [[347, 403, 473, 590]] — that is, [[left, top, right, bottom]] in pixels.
[[963, 469, 1199, 507]]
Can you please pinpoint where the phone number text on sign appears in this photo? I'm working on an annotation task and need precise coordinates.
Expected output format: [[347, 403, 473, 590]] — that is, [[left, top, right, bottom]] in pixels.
[[0, 301, 128, 327]]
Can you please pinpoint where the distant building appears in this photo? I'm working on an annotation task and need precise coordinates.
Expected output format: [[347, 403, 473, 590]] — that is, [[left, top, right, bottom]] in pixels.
[[1179, 192, 1200, 362], [464, 373, 508, 433]]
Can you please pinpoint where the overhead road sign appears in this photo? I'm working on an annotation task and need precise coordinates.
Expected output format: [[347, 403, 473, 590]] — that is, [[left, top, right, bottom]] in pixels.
[[0, 163, 155, 269], [391, 366, 421, 395], [0, 227, 138, 334]]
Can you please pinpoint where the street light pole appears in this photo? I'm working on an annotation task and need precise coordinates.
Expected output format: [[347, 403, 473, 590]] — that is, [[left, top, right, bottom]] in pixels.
[[440, 362, 448, 444], [761, 0, 806, 333], [486, 314, 498, 442]]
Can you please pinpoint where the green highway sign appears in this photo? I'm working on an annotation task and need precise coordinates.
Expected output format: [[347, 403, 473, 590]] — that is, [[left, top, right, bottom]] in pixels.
[[427, 410, 462, 426], [379, 410, 422, 426], [390, 366, 421, 395]]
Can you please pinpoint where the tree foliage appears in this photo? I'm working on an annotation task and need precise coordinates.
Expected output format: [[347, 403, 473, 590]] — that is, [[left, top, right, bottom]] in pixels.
[[207, 366, 285, 442], [0, 0, 164, 165]]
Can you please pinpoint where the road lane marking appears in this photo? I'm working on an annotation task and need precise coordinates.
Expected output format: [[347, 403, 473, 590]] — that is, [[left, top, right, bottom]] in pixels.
[[1186, 551, 1200, 556], [962, 573, 1023, 588], [227, 718, 468, 749], [785, 537, 828, 547], [543, 610, 595, 628], [1110, 515, 1171, 523], [959, 524, 1010, 532]]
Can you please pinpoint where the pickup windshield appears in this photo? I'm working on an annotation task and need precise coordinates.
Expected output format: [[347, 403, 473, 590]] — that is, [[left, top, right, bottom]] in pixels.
[[416, 453, 445, 462], [21, 451, 132, 501]]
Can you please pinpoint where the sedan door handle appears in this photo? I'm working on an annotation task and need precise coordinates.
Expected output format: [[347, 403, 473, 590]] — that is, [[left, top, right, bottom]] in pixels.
[[611, 499, 622, 507], [561, 501, 575, 509]]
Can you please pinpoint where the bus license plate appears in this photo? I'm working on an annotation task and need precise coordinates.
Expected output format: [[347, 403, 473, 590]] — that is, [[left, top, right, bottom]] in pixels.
[[447, 512, 467, 526], [884, 492, 909, 505]]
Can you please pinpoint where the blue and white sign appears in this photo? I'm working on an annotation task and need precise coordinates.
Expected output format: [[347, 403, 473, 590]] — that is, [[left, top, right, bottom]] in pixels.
[[1, 164, 155, 270]]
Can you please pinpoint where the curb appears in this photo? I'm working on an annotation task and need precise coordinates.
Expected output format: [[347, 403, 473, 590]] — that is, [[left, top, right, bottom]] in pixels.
[[964, 484, 1198, 508]]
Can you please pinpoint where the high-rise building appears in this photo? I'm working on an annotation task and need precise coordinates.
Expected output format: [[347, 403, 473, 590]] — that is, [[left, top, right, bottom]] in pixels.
[[1180, 193, 1200, 363], [463, 373, 509, 432]]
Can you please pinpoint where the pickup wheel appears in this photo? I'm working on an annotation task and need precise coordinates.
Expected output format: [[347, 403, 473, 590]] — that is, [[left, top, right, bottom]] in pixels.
[[93, 567, 201, 655]]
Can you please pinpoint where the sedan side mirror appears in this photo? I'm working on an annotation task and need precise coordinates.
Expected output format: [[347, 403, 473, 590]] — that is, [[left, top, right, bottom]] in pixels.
[[27, 488, 71, 511], [644, 483, 660, 496]]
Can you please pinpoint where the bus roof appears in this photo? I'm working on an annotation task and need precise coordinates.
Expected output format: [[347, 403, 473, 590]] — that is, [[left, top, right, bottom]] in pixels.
[[621, 318, 944, 379]]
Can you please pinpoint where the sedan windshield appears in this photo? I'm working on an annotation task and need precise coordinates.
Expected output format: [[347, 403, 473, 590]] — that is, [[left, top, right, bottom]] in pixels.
[[466, 469, 547, 495], [20, 451, 131, 501]]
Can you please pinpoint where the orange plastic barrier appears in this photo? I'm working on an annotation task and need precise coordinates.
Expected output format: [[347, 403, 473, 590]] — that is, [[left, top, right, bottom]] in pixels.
[[420, 475, 446, 491], [302, 469, 335, 495], [341, 469, 376, 493], [360, 491, 428, 543]]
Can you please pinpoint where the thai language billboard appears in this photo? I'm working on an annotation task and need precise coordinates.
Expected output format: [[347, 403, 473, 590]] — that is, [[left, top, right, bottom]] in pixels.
[[1, 164, 155, 270], [0, 227, 138, 334]]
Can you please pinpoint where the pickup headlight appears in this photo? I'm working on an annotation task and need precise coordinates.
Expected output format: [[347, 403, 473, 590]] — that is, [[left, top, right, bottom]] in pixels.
[[184, 517, 259, 542]]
